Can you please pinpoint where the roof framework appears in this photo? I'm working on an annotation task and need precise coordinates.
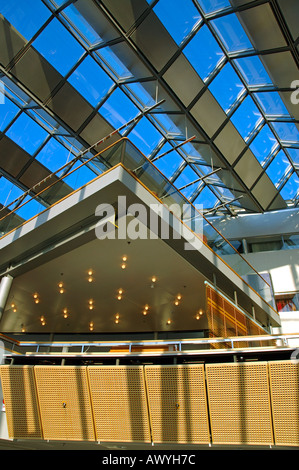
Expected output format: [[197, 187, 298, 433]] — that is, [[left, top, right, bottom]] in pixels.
[[0, 0, 298, 218]]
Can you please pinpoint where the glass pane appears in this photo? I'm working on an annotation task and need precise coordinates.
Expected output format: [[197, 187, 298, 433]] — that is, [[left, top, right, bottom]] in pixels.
[[183, 24, 224, 80], [249, 125, 278, 165], [96, 46, 132, 80], [0, 0, 51, 41], [234, 56, 272, 86], [280, 172, 299, 200], [196, 0, 231, 14], [255, 92, 289, 116], [6, 113, 48, 155], [0, 96, 19, 132], [175, 165, 199, 188], [209, 63, 245, 113], [153, 0, 201, 45], [272, 122, 299, 143], [68, 56, 113, 107], [286, 148, 299, 165], [36, 138, 72, 173], [231, 95, 263, 140], [125, 82, 156, 108], [99, 88, 139, 131], [32, 18, 85, 76], [211, 13, 253, 52], [129, 117, 162, 156], [265, 150, 291, 187], [62, 4, 102, 45]]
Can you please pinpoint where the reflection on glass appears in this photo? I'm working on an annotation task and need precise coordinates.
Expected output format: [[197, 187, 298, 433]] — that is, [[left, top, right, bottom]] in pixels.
[[272, 122, 299, 143], [197, 0, 231, 14], [153, 0, 201, 45], [234, 56, 272, 86], [183, 24, 224, 81], [286, 148, 299, 165], [0, 0, 51, 41], [32, 18, 85, 76], [62, 4, 102, 45], [6, 113, 48, 155], [255, 92, 289, 116], [231, 95, 263, 140], [68, 56, 113, 107], [212, 13, 253, 52], [96, 46, 132, 80], [208, 63, 245, 113]]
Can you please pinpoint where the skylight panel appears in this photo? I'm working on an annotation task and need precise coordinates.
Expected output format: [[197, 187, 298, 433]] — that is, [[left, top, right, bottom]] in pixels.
[[125, 83, 156, 108], [61, 4, 102, 46], [99, 88, 139, 131], [183, 24, 225, 81], [0, 96, 19, 132], [129, 117, 163, 156], [32, 17, 85, 76], [63, 161, 97, 189], [234, 56, 272, 86], [254, 92, 289, 116], [6, 113, 48, 155], [68, 56, 114, 107], [96, 47, 132, 80], [211, 13, 254, 53], [249, 124, 278, 166], [36, 138, 72, 173], [265, 150, 291, 187], [193, 185, 218, 209], [230, 95, 263, 140], [208, 63, 245, 113], [272, 122, 299, 144], [196, 0, 231, 15], [0, 0, 51, 41], [175, 165, 199, 188], [153, 0, 201, 45]]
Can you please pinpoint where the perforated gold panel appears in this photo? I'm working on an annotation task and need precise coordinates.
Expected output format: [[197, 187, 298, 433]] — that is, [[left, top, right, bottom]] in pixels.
[[145, 364, 210, 444], [269, 361, 299, 447], [206, 362, 273, 445], [34, 366, 95, 441], [0, 365, 42, 439], [87, 366, 151, 442]]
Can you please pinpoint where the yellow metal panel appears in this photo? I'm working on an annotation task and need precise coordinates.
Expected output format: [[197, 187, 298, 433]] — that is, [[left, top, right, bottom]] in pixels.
[[34, 366, 95, 441], [269, 361, 299, 447], [206, 362, 273, 445], [87, 366, 151, 442], [144, 364, 210, 444], [0, 365, 42, 439]]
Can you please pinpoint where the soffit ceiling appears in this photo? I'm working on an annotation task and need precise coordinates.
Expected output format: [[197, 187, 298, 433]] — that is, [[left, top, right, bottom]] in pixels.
[[0, 0, 298, 220]]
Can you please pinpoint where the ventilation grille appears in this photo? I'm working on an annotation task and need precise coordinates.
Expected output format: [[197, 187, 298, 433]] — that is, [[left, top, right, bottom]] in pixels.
[[34, 366, 95, 441], [269, 361, 299, 447], [145, 364, 210, 444], [0, 365, 42, 439], [88, 366, 151, 442], [206, 362, 273, 445]]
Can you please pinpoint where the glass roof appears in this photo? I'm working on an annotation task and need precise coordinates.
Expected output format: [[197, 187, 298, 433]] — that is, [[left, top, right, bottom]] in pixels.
[[0, 0, 298, 218]]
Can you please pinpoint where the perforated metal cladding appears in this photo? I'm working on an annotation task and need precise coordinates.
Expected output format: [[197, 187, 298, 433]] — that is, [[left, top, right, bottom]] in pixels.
[[0, 365, 42, 439], [34, 366, 95, 441], [269, 361, 299, 446], [87, 366, 151, 442], [206, 362, 273, 445], [145, 364, 210, 444]]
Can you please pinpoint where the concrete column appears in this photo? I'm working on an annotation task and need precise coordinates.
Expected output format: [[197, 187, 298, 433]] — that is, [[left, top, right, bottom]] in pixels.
[[0, 274, 13, 322]]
